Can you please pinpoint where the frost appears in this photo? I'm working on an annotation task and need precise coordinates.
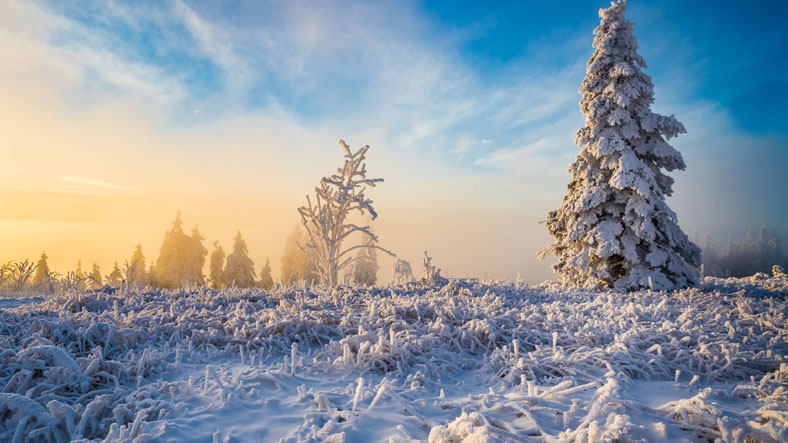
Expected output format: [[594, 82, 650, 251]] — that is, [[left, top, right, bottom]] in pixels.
[[1, 273, 786, 441]]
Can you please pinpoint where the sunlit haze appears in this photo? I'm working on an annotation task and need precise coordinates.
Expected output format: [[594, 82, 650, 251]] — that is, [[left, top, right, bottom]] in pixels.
[[1, 0, 786, 283]]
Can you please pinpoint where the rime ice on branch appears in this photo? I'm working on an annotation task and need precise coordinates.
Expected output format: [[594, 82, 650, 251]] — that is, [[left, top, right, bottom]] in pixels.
[[298, 140, 395, 286], [540, 0, 700, 291]]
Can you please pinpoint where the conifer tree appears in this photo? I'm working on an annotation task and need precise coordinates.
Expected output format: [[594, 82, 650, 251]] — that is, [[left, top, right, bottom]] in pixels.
[[155, 212, 205, 288], [90, 263, 103, 288], [188, 226, 208, 285], [32, 251, 52, 290], [107, 261, 123, 287], [75, 260, 86, 280], [280, 225, 319, 286], [352, 234, 379, 286], [259, 257, 274, 290], [223, 231, 256, 288], [126, 243, 146, 285], [147, 263, 158, 288], [209, 241, 225, 289], [540, 0, 700, 291]]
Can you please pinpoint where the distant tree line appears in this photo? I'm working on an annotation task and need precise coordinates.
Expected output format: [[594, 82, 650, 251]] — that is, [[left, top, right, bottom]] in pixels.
[[1, 211, 380, 295], [699, 227, 787, 278]]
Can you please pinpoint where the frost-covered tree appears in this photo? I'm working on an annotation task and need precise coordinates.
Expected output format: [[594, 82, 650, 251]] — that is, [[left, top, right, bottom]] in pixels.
[[539, 0, 700, 291], [259, 257, 274, 290], [298, 140, 395, 286], [32, 251, 52, 291], [209, 241, 225, 289], [352, 234, 379, 286], [75, 260, 86, 280], [125, 243, 146, 285], [147, 263, 158, 288], [107, 262, 123, 287], [392, 259, 415, 285], [90, 263, 103, 288], [187, 226, 208, 285], [422, 250, 445, 284], [280, 225, 320, 286], [223, 231, 256, 288], [155, 212, 206, 288]]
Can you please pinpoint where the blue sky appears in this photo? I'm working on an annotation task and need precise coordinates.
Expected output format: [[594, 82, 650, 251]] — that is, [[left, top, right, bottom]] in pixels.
[[36, 0, 787, 135], [1, 0, 786, 280]]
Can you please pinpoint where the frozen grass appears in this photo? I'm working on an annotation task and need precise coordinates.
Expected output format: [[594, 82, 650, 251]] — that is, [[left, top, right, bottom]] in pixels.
[[0, 274, 786, 442]]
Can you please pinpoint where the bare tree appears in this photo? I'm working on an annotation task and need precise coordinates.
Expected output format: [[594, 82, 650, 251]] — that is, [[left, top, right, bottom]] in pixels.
[[0, 262, 13, 290], [8, 260, 37, 293], [297, 140, 395, 286], [123, 259, 143, 288], [58, 271, 94, 293]]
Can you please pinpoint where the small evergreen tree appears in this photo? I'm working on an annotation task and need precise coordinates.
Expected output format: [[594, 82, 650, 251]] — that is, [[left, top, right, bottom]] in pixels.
[[75, 260, 86, 279], [209, 241, 225, 289], [352, 234, 379, 286], [147, 263, 158, 287], [280, 225, 319, 286], [32, 251, 52, 291], [540, 0, 700, 291], [223, 231, 256, 288], [107, 261, 123, 287], [155, 212, 206, 288], [188, 226, 208, 285], [259, 257, 274, 290], [126, 243, 146, 285], [90, 263, 103, 288]]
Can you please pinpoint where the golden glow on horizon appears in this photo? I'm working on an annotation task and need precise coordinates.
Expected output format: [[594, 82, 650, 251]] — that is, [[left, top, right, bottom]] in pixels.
[[0, 5, 555, 283]]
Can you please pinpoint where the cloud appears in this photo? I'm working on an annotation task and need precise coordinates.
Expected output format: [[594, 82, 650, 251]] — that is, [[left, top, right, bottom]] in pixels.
[[172, 0, 249, 90], [0, 1, 185, 104], [58, 176, 128, 190]]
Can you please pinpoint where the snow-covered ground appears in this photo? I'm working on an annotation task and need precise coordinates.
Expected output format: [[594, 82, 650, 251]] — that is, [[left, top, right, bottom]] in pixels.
[[1, 274, 787, 442]]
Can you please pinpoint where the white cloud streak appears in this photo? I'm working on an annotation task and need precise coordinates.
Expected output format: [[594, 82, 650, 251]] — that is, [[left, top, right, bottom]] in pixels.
[[58, 176, 127, 190]]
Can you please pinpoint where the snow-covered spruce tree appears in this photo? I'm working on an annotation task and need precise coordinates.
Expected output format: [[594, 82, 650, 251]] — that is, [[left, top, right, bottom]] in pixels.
[[187, 226, 208, 285], [223, 231, 256, 288], [259, 257, 274, 290], [107, 261, 123, 287], [75, 260, 86, 280], [125, 243, 146, 285], [90, 263, 102, 288], [280, 226, 319, 286], [298, 140, 395, 286], [32, 251, 52, 291], [209, 241, 225, 289], [540, 0, 700, 291], [352, 230, 379, 286], [154, 212, 206, 288], [147, 263, 158, 287]]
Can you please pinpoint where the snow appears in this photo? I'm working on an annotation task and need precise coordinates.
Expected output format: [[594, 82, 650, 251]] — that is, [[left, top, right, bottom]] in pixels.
[[1, 273, 787, 442]]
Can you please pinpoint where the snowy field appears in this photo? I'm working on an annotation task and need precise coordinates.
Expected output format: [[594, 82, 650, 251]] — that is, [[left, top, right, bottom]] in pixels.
[[1, 275, 787, 443]]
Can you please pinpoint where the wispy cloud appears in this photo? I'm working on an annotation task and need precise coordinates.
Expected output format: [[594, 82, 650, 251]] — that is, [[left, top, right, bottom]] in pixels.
[[0, 1, 185, 104], [58, 176, 127, 190], [172, 0, 249, 91]]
